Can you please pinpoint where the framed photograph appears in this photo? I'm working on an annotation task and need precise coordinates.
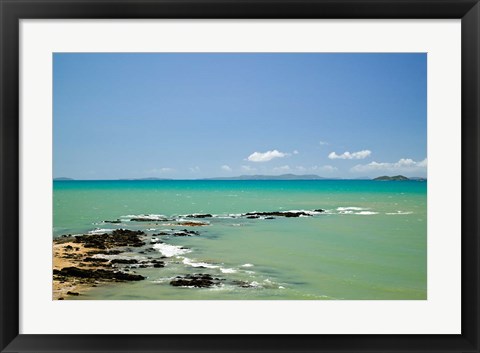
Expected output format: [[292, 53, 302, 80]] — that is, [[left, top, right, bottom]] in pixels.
[[1, 0, 478, 352]]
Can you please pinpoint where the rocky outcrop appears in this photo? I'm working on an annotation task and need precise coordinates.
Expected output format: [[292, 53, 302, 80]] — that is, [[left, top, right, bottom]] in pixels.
[[170, 274, 220, 288], [53, 266, 145, 281], [111, 259, 139, 264], [74, 229, 145, 249], [153, 229, 199, 237], [244, 211, 311, 218]]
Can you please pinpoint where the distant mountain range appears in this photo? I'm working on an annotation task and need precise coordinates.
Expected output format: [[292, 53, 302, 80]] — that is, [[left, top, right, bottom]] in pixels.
[[202, 174, 327, 180], [118, 177, 172, 181], [54, 174, 427, 181]]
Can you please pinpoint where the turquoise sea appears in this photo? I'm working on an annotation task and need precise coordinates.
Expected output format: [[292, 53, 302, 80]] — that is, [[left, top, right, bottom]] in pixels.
[[53, 180, 427, 300]]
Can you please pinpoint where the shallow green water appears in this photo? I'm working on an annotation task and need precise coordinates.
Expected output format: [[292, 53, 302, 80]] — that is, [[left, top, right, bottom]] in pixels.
[[53, 180, 427, 300]]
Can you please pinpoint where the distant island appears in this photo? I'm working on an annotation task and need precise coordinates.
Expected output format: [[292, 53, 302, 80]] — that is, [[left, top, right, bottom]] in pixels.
[[118, 177, 172, 181], [202, 174, 326, 181], [53, 177, 74, 181], [373, 175, 426, 181]]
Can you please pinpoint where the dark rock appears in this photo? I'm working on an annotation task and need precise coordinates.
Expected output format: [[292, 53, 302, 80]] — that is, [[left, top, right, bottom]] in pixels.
[[314, 209, 325, 213], [265, 217, 275, 220], [156, 229, 200, 237], [246, 215, 260, 219], [244, 211, 312, 218], [173, 230, 199, 237], [64, 245, 74, 251], [232, 280, 255, 288], [104, 219, 121, 224], [111, 259, 138, 264], [67, 291, 79, 296], [130, 217, 165, 222], [170, 273, 219, 288], [84, 257, 109, 263], [186, 214, 212, 218], [74, 229, 145, 249], [54, 267, 145, 281]]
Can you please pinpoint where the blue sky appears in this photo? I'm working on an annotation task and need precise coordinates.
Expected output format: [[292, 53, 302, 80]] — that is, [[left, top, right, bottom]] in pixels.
[[53, 53, 427, 179]]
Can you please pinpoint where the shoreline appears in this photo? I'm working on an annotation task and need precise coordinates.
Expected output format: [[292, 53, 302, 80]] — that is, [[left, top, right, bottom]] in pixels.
[[52, 230, 155, 300], [53, 239, 105, 299], [52, 210, 326, 299]]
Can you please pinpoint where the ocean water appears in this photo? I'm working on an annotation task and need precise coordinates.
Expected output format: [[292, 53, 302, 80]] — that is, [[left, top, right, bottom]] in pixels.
[[53, 180, 427, 300]]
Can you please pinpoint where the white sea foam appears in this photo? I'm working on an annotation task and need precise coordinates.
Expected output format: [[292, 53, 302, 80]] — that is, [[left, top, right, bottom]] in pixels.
[[177, 218, 210, 225], [153, 243, 191, 257], [282, 209, 324, 216], [182, 257, 219, 269], [353, 211, 378, 215], [386, 211, 413, 215], [220, 268, 238, 274], [337, 207, 366, 211], [241, 263, 254, 268], [88, 228, 115, 235], [122, 214, 167, 221]]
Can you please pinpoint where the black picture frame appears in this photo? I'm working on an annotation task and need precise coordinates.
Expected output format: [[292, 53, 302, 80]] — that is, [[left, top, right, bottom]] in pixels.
[[1, 0, 479, 352]]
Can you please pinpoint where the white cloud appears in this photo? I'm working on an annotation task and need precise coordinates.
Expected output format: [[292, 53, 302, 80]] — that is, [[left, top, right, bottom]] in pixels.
[[319, 141, 329, 146], [417, 158, 428, 167], [221, 165, 232, 172], [241, 165, 256, 172], [189, 166, 201, 173], [247, 149, 287, 162], [293, 150, 299, 155], [328, 150, 371, 160], [273, 165, 291, 173], [351, 158, 427, 173]]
